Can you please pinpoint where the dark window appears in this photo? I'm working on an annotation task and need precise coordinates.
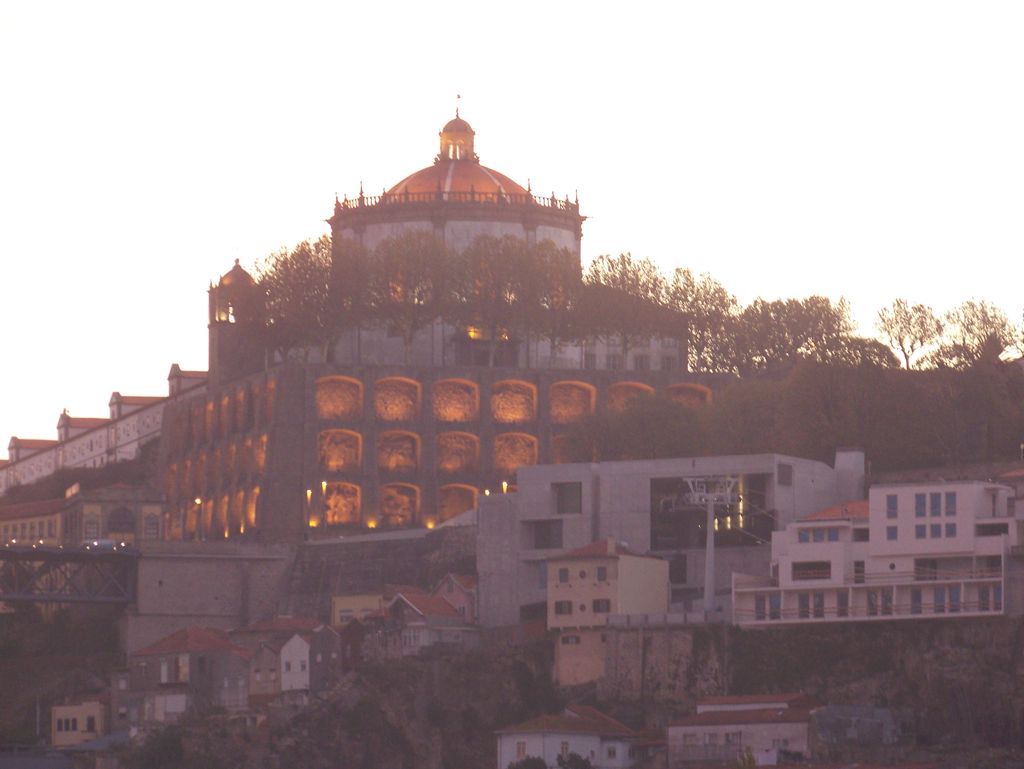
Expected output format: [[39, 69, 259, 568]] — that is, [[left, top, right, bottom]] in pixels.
[[853, 561, 865, 584], [86, 716, 95, 732], [949, 584, 961, 613], [661, 356, 675, 372], [669, 555, 687, 584], [592, 599, 611, 613], [558, 568, 569, 583], [977, 523, 1009, 537], [945, 523, 957, 537], [945, 492, 957, 515], [930, 493, 941, 517], [528, 521, 563, 549], [911, 588, 922, 614], [792, 561, 831, 581], [798, 593, 810, 619], [560, 634, 580, 645], [606, 354, 622, 370], [583, 352, 597, 369], [853, 528, 869, 542], [915, 524, 926, 539], [813, 592, 825, 618], [886, 494, 898, 518], [934, 586, 946, 613], [596, 566, 607, 581], [979, 586, 990, 612], [754, 594, 767, 620], [915, 493, 926, 517], [827, 528, 839, 542], [554, 482, 582, 515], [777, 463, 793, 487], [812, 529, 825, 543], [930, 523, 941, 538], [837, 591, 849, 617], [798, 530, 810, 543], [768, 593, 781, 620], [886, 526, 897, 541], [554, 601, 573, 615], [633, 354, 649, 371]]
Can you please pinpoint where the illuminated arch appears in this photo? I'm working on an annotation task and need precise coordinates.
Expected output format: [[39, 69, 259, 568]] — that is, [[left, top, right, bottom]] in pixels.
[[607, 381, 655, 412], [436, 431, 480, 474], [432, 379, 479, 422], [315, 376, 364, 420], [551, 434, 577, 464], [318, 429, 363, 473], [246, 486, 260, 528], [324, 482, 361, 526], [378, 483, 420, 528], [232, 489, 245, 535], [491, 380, 537, 423], [219, 394, 233, 436], [494, 432, 539, 475], [666, 382, 713, 408], [550, 381, 596, 424], [375, 377, 421, 421], [255, 434, 268, 474], [438, 484, 478, 523], [264, 379, 276, 423], [377, 431, 420, 473]]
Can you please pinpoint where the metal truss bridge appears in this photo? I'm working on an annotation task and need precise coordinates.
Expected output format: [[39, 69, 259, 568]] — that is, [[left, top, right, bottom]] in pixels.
[[0, 546, 138, 604]]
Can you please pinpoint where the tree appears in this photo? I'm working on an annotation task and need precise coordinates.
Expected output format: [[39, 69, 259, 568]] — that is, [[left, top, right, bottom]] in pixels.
[[330, 236, 373, 363], [507, 758, 548, 769], [452, 234, 534, 367], [582, 253, 666, 358], [664, 268, 736, 373], [256, 236, 333, 362], [556, 752, 594, 769], [526, 239, 582, 359], [368, 231, 452, 364], [876, 298, 943, 369], [931, 300, 1016, 369]]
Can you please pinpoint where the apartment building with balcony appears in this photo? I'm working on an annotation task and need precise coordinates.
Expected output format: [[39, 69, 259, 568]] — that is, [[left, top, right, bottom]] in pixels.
[[733, 481, 1022, 625]]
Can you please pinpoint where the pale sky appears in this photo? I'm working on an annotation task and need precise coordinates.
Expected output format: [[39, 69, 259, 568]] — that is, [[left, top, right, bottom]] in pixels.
[[2, 2, 1023, 453]]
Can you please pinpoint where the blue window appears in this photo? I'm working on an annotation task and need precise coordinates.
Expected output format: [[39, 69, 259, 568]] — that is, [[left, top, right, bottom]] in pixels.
[[769, 593, 781, 620], [915, 494, 926, 517], [812, 529, 825, 543], [886, 494, 898, 518], [945, 492, 957, 515], [930, 493, 941, 517], [949, 585, 961, 613], [886, 526, 898, 541], [934, 586, 946, 613], [915, 525, 926, 539], [827, 528, 839, 542], [945, 523, 956, 537], [798, 530, 810, 543], [930, 524, 941, 538]]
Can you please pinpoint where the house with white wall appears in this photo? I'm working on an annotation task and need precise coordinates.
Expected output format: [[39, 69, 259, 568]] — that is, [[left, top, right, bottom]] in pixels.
[[496, 704, 639, 769], [733, 481, 1021, 625]]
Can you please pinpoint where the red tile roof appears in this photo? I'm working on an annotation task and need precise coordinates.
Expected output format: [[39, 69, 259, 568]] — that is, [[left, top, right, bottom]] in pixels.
[[498, 706, 634, 737], [551, 539, 651, 561], [115, 395, 164, 406], [132, 627, 252, 660], [11, 439, 58, 450], [391, 592, 462, 619], [671, 707, 813, 728], [0, 497, 65, 523], [801, 500, 869, 522], [64, 417, 110, 430]]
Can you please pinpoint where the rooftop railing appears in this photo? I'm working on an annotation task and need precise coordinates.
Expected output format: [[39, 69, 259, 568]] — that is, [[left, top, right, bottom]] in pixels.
[[336, 189, 580, 213]]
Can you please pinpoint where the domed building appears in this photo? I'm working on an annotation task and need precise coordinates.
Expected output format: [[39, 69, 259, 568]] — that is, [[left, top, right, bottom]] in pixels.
[[157, 113, 715, 544], [329, 112, 582, 256]]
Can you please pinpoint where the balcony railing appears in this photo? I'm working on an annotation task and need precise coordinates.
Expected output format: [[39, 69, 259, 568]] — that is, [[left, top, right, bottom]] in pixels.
[[336, 190, 580, 213]]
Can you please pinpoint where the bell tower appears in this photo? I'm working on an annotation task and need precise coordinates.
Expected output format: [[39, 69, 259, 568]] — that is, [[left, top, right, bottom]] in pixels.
[[208, 259, 263, 385]]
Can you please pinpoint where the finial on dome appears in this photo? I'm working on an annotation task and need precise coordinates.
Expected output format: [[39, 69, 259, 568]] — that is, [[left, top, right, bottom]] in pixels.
[[438, 106, 477, 163], [234, 258, 240, 267]]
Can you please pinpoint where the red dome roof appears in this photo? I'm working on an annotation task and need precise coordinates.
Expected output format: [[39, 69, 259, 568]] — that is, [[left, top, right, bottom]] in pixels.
[[387, 159, 528, 197]]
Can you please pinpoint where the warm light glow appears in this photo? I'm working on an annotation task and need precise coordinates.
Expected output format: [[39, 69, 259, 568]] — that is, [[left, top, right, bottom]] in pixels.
[[366, 519, 378, 529], [501, 481, 508, 494], [738, 514, 744, 528], [713, 518, 720, 531], [308, 518, 319, 528], [193, 497, 201, 506], [305, 488, 312, 502], [467, 326, 482, 340], [484, 488, 490, 496], [425, 520, 436, 529], [321, 480, 327, 494], [726, 516, 732, 530]]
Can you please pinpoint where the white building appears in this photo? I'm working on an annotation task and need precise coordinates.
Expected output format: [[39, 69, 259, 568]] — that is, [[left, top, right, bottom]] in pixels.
[[733, 480, 1022, 625], [668, 693, 816, 767], [280, 633, 311, 696], [496, 704, 640, 769]]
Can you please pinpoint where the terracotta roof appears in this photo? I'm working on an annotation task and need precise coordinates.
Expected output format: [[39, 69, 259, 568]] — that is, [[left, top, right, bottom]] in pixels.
[[391, 592, 462, 619], [671, 707, 813, 728], [998, 467, 1024, 480], [801, 500, 869, 522], [132, 627, 252, 660], [64, 417, 110, 430], [551, 539, 650, 561], [10, 438, 58, 450], [235, 616, 322, 634], [498, 706, 634, 738], [388, 159, 528, 197], [0, 497, 65, 523], [434, 573, 478, 592], [113, 395, 164, 406], [699, 692, 811, 707]]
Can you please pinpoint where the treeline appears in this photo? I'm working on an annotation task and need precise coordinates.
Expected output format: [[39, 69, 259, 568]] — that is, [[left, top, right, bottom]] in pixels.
[[256, 232, 1022, 373]]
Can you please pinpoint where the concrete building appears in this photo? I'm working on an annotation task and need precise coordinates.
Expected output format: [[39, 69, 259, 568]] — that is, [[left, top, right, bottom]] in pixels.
[[733, 480, 1022, 625], [547, 540, 668, 685], [478, 450, 865, 626], [667, 693, 816, 766], [51, 698, 106, 748], [496, 704, 640, 769]]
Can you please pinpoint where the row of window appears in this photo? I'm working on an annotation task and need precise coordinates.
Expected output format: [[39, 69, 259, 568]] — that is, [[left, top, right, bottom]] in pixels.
[[553, 598, 612, 615], [1, 519, 57, 541], [886, 492, 957, 519], [753, 583, 1004, 621], [55, 716, 96, 732], [797, 527, 840, 544], [885, 523, 958, 541], [582, 352, 677, 371], [679, 731, 747, 747], [556, 565, 608, 583]]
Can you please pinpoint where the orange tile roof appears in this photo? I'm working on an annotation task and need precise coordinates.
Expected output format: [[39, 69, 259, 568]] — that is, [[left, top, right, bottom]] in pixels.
[[65, 417, 110, 430], [998, 467, 1024, 480], [671, 707, 813, 728], [114, 395, 165, 406], [133, 627, 252, 660], [0, 497, 65, 523], [11, 439, 58, 450], [498, 706, 634, 737], [392, 592, 462, 619], [801, 500, 869, 522], [552, 539, 651, 560]]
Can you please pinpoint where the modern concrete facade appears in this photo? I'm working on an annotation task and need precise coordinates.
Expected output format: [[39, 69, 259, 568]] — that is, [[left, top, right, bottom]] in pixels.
[[477, 450, 865, 626], [733, 480, 1022, 625]]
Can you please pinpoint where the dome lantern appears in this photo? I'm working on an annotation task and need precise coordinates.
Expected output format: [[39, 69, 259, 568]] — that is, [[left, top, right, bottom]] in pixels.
[[438, 110, 478, 162]]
